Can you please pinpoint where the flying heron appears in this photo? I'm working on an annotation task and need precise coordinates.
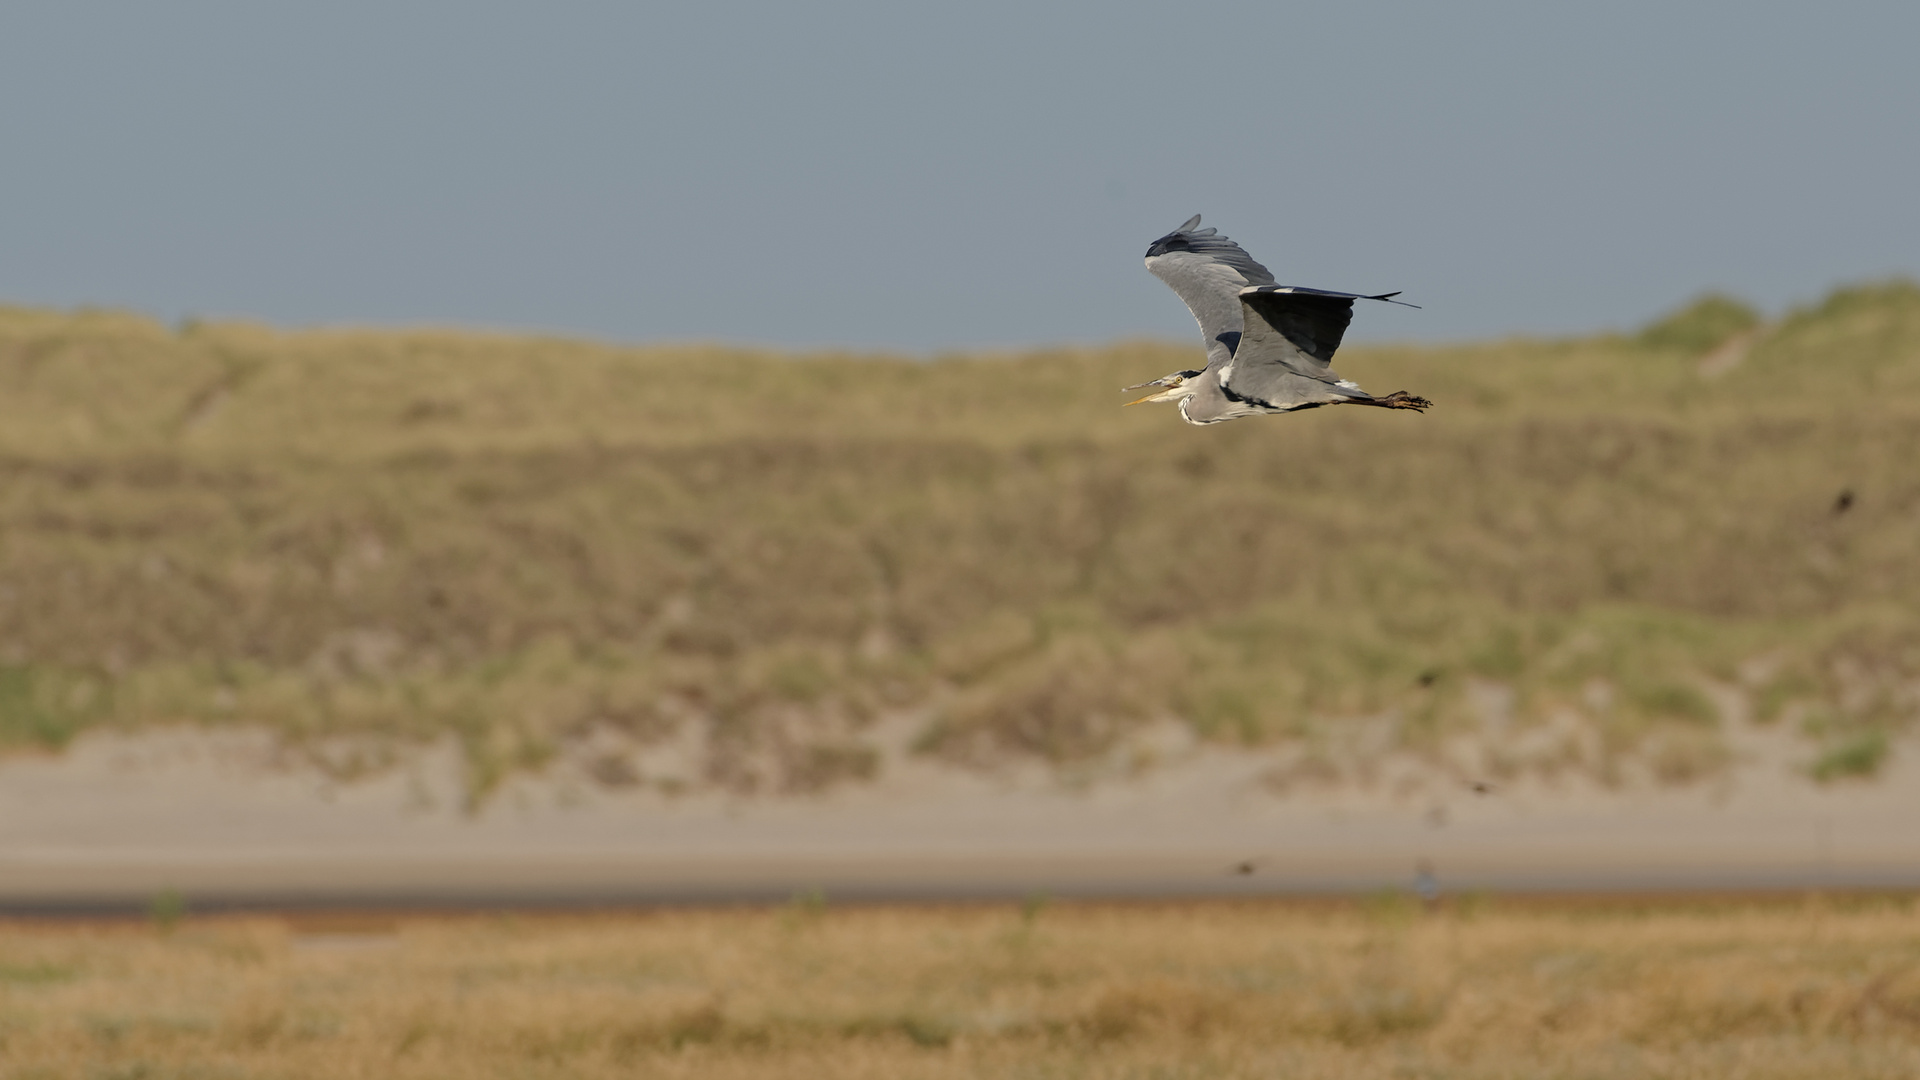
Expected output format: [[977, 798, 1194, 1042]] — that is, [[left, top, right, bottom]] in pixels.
[[1126, 215, 1431, 424]]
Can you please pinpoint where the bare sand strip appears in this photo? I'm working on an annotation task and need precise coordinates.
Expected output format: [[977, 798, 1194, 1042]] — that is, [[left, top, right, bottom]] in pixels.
[[4, 727, 1918, 911]]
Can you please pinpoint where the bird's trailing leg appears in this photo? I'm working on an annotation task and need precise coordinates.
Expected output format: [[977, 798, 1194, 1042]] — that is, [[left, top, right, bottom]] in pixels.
[[1355, 390, 1431, 412]]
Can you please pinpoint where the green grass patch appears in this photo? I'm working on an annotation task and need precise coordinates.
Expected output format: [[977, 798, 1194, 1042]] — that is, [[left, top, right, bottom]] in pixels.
[[1811, 730, 1890, 782]]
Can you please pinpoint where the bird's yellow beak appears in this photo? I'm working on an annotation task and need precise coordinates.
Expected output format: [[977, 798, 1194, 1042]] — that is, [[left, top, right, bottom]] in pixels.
[[1123, 381, 1179, 406]]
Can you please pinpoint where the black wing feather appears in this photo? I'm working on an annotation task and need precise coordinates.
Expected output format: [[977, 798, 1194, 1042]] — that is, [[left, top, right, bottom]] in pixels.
[[1237, 285, 1420, 366], [1238, 291, 1356, 367]]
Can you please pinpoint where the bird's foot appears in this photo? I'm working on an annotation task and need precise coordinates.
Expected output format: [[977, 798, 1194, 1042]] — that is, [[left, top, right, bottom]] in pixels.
[[1375, 390, 1432, 411]]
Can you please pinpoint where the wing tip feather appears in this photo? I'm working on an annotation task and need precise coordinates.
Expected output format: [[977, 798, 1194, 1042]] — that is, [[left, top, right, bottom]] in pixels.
[[1239, 284, 1422, 309]]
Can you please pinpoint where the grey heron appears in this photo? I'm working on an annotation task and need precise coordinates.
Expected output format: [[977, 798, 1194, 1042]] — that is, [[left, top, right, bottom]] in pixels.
[[1126, 215, 1431, 424]]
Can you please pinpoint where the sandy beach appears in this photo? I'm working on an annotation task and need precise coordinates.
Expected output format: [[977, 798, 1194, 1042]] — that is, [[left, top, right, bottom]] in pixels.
[[5, 714, 1917, 912]]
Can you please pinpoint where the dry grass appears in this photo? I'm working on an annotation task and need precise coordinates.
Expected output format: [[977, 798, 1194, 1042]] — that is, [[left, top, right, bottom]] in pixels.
[[5, 897, 1920, 1078], [1, 283, 1918, 796]]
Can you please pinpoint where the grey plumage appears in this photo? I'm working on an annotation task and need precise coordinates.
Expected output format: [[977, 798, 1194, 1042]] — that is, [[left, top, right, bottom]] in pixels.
[[1141, 215, 1273, 373], [1128, 216, 1430, 425]]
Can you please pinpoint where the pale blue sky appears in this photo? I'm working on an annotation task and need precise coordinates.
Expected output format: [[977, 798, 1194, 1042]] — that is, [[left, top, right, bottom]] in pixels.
[[2, 2, 1915, 350]]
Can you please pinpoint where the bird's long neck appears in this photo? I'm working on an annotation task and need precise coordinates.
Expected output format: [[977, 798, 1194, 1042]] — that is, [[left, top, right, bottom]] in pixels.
[[1175, 378, 1232, 425]]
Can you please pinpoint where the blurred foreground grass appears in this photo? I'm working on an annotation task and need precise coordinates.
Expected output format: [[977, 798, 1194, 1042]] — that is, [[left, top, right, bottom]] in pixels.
[[0, 283, 1917, 796], [5, 898, 1920, 1078]]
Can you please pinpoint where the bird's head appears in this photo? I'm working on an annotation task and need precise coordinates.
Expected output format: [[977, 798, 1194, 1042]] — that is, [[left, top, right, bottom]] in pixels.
[[1122, 370, 1203, 406]]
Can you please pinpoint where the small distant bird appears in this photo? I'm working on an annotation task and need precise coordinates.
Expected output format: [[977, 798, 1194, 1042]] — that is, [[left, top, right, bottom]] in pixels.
[[1834, 489, 1855, 514], [1228, 860, 1258, 876], [1468, 781, 1495, 795], [1126, 215, 1431, 424], [1413, 860, 1440, 910]]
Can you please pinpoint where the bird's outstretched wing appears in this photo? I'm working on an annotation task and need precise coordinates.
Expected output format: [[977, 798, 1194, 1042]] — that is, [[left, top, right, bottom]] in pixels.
[[1144, 215, 1277, 368], [1220, 286, 1412, 409]]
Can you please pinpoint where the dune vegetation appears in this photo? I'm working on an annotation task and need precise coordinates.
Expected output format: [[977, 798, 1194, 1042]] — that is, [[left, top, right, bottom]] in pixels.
[[5, 897, 1920, 1078], [0, 282, 1916, 797]]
